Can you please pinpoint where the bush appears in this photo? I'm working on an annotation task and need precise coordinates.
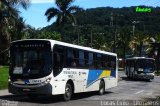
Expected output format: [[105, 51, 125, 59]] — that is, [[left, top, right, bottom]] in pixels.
[[0, 66, 9, 90]]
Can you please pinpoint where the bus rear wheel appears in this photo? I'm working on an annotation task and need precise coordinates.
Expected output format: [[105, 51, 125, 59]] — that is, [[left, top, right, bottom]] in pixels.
[[99, 80, 105, 95], [63, 83, 72, 101]]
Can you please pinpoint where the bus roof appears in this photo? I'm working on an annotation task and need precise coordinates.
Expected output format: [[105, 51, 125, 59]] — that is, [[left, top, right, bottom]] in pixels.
[[11, 39, 117, 57], [126, 57, 154, 60]]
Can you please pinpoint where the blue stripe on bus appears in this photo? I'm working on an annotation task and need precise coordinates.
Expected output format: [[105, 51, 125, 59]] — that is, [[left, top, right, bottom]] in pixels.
[[86, 69, 116, 88], [87, 70, 102, 86]]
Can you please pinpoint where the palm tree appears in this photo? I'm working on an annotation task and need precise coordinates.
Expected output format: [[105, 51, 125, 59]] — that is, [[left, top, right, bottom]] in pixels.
[[129, 31, 150, 56], [0, 0, 30, 64], [0, 0, 30, 42], [0, 0, 30, 38], [116, 28, 131, 60], [45, 0, 83, 27]]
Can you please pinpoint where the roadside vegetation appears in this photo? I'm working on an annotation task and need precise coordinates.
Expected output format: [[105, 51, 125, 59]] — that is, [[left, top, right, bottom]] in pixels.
[[0, 66, 9, 90], [155, 71, 160, 76]]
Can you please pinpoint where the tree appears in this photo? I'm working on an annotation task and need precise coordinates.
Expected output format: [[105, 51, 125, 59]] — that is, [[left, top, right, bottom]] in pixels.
[[38, 30, 62, 41], [45, 0, 83, 27], [0, 0, 30, 65], [116, 28, 132, 60], [0, 0, 30, 41], [129, 31, 150, 56]]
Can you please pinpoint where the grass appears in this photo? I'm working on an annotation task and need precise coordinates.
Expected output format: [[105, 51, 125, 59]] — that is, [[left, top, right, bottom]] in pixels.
[[0, 66, 9, 90]]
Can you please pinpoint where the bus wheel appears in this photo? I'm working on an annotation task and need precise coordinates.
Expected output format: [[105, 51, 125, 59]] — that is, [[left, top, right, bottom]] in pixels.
[[146, 79, 151, 82], [63, 83, 72, 101], [99, 80, 105, 95]]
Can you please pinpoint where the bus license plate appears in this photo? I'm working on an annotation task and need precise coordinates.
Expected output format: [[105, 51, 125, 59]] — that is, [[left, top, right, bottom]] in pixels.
[[23, 89, 31, 91]]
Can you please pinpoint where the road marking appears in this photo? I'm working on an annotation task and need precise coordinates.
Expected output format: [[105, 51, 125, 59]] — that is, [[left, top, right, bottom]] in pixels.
[[135, 90, 144, 94]]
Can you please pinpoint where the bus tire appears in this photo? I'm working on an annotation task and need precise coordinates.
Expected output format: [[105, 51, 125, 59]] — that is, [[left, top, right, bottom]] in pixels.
[[99, 80, 105, 95], [146, 79, 151, 82], [63, 83, 72, 101]]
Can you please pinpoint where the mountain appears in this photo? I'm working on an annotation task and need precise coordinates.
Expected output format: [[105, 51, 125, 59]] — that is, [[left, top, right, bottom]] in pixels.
[[41, 6, 160, 53], [43, 6, 160, 36]]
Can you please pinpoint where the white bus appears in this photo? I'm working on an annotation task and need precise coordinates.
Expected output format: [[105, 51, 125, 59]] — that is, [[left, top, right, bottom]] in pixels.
[[9, 39, 118, 101], [125, 57, 155, 81]]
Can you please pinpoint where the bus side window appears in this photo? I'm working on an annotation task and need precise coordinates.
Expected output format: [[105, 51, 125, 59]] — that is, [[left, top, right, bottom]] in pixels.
[[89, 52, 94, 69], [96, 53, 102, 69], [84, 51, 89, 68], [106, 56, 116, 70], [79, 50, 85, 68], [72, 49, 79, 67], [106, 55, 112, 69], [53, 45, 64, 76], [54, 52, 61, 67], [66, 48, 74, 67], [104, 55, 109, 69], [101, 54, 105, 70]]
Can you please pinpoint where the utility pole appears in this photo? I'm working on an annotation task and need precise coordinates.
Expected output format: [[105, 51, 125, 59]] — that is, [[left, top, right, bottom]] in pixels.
[[72, 24, 82, 45], [132, 21, 139, 37], [115, 15, 117, 53], [110, 12, 116, 53], [132, 21, 140, 56]]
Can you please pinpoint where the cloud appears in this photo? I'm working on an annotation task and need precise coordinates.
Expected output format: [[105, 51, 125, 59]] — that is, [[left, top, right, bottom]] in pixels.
[[31, 0, 55, 4]]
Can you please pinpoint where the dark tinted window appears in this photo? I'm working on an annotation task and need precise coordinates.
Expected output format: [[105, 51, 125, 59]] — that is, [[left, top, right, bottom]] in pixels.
[[96, 54, 102, 69], [79, 50, 85, 67], [53, 45, 64, 76], [72, 49, 79, 67], [88, 52, 95, 69], [84, 51, 89, 68], [66, 48, 74, 67]]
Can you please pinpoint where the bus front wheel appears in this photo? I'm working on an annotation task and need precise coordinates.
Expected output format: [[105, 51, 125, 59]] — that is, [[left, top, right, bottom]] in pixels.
[[99, 80, 105, 95], [63, 83, 72, 101]]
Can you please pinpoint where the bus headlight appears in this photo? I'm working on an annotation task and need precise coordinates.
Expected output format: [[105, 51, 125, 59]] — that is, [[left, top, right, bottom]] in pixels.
[[40, 77, 52, 86], [138, 68, 143, 71], [45, 77, 52, 83]]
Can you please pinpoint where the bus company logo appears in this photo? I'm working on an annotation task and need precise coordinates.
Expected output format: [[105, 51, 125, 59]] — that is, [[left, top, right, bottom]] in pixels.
[[24, 79, 30, 85], [1, 100, 18, 106]]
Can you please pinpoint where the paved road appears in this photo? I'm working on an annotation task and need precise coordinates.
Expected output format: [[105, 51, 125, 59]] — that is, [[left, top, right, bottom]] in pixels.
[[0, 71, 160, 106]]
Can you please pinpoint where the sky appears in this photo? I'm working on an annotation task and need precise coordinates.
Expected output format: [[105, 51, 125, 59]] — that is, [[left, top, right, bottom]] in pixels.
[[19, 0, 160, 29]]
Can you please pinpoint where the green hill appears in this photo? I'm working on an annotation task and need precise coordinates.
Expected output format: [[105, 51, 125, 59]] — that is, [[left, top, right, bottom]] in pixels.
[[38, 6, 160, 57]]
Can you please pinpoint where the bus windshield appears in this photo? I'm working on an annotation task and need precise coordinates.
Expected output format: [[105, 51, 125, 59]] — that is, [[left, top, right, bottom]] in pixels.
[[137, 59, 154, 72], [10, 50, 52, 78]]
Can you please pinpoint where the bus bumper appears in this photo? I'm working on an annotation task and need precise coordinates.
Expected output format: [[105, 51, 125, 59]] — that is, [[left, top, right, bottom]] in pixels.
[[135, 74, 154, 80], [8, 82, 52, 95]]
